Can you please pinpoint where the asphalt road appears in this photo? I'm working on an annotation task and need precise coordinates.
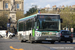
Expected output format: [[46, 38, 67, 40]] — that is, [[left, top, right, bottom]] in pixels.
[[0, 37, 75, 50]]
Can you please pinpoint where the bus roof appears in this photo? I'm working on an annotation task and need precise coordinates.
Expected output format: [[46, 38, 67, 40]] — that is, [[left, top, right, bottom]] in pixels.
[[18, 13, 60, 22], [37, 13, 59, 15], [18, 14, 37, 22]]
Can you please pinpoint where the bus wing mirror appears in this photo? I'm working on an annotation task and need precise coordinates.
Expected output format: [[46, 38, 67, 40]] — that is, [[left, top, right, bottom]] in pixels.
[[34, 16, 37, 22], [60, 19, 63, 23]]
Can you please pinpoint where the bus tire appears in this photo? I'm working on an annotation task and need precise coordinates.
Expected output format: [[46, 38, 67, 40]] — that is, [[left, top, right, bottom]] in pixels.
[[65, 41, 67, 43], [21, 40, 24, 43], [51, 41, 55, 44], [70, 40, 73, 43], [58, 41, 61, 43], [21, 40, 27, 43], [36, 41, 42, 43]]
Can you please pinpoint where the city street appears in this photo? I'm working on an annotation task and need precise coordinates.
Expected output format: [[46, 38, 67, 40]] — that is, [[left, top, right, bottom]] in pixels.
[[0, 0, 75, 50], [0, 37, 75, 50]]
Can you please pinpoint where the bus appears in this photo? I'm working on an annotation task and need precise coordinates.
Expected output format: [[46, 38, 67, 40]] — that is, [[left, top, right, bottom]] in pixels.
[[17, 13, 62, 44]]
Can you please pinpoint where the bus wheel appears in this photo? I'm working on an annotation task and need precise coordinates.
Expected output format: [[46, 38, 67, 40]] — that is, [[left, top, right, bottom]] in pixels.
[[58, 41, 61, 43], [51, 41, 55, 44], [21, 40, 27, 43], [36, 41, 42, 43], [21, 40, 24, 43], [70, 40, 73, 43], [65, 41, 67, 43]]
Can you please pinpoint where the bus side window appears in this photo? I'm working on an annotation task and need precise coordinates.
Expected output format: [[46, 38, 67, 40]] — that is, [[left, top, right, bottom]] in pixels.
[[28, 21, 32, 30], [32, 19, 35, 29], [24, 22, 26, 31], [19, 22, 23, 31], [26, 21, 28, 31]]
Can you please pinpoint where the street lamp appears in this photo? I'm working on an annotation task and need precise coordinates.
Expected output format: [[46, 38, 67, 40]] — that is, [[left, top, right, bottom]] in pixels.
[[72, 13, 73, 28]]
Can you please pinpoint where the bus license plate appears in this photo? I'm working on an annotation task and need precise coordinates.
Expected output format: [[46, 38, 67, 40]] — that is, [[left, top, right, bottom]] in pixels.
[[46, 38, 52, 40], [64, 36, 69, 38]]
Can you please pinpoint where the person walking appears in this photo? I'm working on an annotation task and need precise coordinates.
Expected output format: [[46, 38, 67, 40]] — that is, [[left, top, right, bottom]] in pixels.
[[6, 30, 8, 38]]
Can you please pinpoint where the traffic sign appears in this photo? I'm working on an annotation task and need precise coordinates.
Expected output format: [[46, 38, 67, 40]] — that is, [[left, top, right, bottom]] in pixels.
[[7, 23, 10, 28]]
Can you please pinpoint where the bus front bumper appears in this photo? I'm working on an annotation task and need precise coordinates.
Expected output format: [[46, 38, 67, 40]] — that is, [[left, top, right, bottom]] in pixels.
[[35, 36, 60, 41]]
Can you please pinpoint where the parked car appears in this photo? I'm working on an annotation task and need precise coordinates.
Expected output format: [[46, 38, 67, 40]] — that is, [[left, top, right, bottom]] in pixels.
[[8, 32, 15, 38], [0, 30, 15, 39], [0, 30, 6, 38], [59, 30, 73, 43]]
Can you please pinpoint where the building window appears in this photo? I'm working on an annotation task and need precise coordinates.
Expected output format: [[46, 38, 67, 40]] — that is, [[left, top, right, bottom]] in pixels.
[[5, 3, 8, 8], [12, 15, 15, 18], [17, 4, 19, 9]]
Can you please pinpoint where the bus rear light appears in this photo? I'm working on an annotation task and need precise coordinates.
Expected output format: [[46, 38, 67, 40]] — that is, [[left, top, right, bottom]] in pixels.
[[71, 34, 73, 37], [60, 33, 62, 37]]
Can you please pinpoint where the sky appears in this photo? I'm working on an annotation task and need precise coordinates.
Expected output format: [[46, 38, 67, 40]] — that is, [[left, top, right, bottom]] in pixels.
[[24, 0, 75, 14]]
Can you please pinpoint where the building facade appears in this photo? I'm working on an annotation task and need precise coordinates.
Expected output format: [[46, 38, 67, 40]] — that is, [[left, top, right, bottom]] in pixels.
[[0, 0, 24, 20], [0, 0, 24, 33]]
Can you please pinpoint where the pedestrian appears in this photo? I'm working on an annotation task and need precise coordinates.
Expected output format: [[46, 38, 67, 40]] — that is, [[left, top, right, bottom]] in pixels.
[[13, 26, 16, 34], [6, 30, 8, 38]]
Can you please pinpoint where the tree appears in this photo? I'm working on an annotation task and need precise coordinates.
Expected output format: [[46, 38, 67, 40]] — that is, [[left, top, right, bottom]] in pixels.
[[0, 16, 8, 29], [25, 5, 37, 17], [60, 6, 75, 28]]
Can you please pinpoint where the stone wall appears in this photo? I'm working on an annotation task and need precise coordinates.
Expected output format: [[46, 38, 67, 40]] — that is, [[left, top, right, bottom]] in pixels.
[[0, 0, 24, 19]]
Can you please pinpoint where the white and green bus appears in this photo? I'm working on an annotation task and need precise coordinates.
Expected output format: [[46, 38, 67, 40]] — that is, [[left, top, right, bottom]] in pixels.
[[17, 13, 62, 44]]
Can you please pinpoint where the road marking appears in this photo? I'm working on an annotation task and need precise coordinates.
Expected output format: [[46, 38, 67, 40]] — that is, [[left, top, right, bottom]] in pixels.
[[10, 46, 24, 50]]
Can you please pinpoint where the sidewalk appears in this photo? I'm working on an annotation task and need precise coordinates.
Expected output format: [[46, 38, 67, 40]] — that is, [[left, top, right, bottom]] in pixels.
[[3, 37, 9, 39]]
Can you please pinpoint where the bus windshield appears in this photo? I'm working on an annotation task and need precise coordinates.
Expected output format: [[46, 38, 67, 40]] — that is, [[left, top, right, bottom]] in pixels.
[[38, 15, 60, 21], [37, 15, 59, 31]]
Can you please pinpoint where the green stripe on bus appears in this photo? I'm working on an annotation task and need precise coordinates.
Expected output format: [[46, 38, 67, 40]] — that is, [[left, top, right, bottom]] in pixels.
[[32, 29, 35, 37], [37, 26, 39, 29]]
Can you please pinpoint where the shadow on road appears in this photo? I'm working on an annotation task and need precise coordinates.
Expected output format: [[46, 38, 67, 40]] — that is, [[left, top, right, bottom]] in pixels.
[[41, 42, 75, 44], [20, 41, 75, 44]]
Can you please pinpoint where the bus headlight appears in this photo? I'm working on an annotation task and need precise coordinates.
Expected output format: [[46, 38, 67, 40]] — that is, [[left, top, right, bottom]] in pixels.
[[56, 33, 60, 37], [35, 31, 41, 37]]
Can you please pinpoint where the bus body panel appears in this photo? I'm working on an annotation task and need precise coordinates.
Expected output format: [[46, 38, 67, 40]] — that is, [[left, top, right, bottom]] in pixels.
[[18, 30, 34, 40], [17, 13, 61, 42], [34, 31, 60, 41]]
